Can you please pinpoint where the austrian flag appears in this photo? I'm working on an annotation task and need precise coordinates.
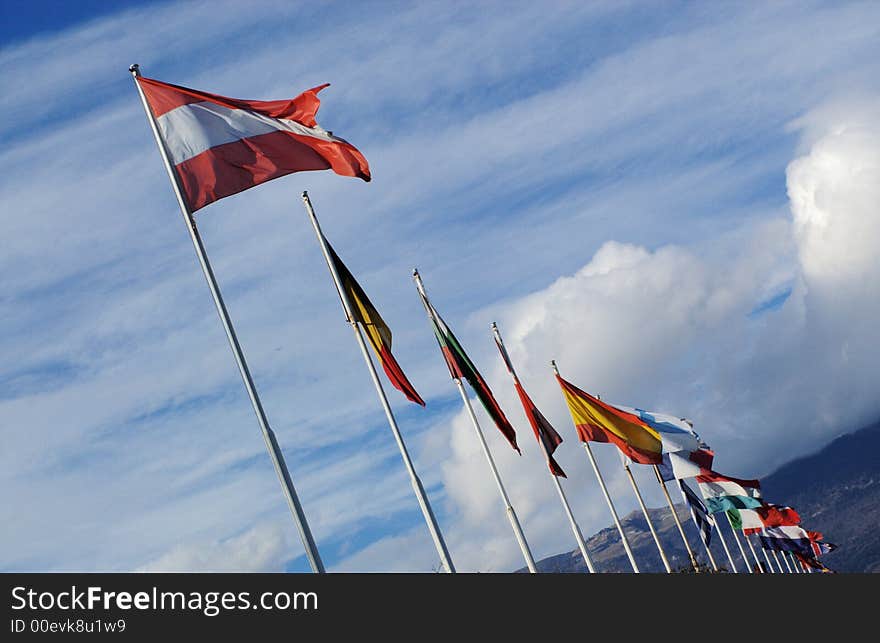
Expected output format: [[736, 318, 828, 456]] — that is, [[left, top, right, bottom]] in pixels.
[[137, 76, 371, 211]]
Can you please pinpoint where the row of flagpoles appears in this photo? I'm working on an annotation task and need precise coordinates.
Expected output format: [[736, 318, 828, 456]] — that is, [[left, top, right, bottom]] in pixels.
[[130, 66, 836, 573]]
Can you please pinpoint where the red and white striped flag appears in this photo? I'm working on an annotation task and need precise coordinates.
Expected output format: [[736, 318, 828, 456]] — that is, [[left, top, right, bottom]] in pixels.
[[137, 76, 371, 211]]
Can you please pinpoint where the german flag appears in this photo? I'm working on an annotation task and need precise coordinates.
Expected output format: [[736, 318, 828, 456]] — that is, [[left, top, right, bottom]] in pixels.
[[327, 243, 424, 406], [555, 374, 662, 464]]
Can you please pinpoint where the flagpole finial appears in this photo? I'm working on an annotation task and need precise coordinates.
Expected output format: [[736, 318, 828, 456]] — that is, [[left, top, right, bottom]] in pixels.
[[412, 268, 420, 279], [301, 190, 309, 199], [491, 321, 498, 330], [129, 63, 140, 76], [550, 359, 560, 375]]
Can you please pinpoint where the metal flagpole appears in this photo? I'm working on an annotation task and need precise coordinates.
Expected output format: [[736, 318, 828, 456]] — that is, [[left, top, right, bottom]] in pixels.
[[302, 193, 455, 573], [550, 362, 639, 573], [713, 518, 739, 573], [701, 519, 719, 571], [129, 64, 325, 573], [760, 545, 776, 573], [778, 549, 793, 573], [783, 551, 801, 574], [788, 551, 801, 573], [676, 481, 718, 572], [413, 271, 537, 573], [652, 465, 700, 572], [725, 512, 753, 574], [490, 324, 595, 573], [744, 532, 765, 573], [771, 549, 786, 573], [622, 459, 672, 573]]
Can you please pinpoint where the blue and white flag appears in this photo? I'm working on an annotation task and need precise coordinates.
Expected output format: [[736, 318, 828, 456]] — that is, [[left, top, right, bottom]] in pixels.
[[678, 480, 714, 546]]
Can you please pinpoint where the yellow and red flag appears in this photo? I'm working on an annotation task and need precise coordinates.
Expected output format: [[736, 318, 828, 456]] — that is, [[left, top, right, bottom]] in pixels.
[[328, 243, 424, 406], [555, 374, 662, 464]]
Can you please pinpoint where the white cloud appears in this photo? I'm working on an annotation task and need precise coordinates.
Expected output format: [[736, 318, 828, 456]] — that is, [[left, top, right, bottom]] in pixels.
[[138, 523, 291, 572], [428, 97, 880, 572]]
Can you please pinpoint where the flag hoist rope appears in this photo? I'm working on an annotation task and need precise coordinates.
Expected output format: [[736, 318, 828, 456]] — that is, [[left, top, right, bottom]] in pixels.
[[491, 324, 595, 573], [413, 271, 537, 573], [129, 64, 324, 573], [551, 362, 640, 573], [302, 192, 455, 573]]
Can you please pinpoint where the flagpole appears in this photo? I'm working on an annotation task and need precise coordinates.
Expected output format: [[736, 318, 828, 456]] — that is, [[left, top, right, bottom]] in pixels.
[[724, 513, 753, 574], [788, 551, 799, 572], [550, 362, 639, 573], [788, 551, 801, 573], [129, 64, 325, 573], [676, 481, 718, 572], [778, 549, 793, 573], [700, 519, 720, 571], [744, 532, 765, 573], [622, 460, 672, 573], [301, 193, 455, 573], [490, 324, 595, 573], [759, 544, 776, 573], [652, 465, 700, 572], [713, 518, 739, 573], [413, 271, 537, 573]]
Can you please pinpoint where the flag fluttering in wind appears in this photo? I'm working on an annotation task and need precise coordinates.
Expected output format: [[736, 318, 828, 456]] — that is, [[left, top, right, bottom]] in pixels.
[[555, 376, 662, 464], [697, 470, 762, 513], [614, 406, 703, 453], [728, 504, 800, 530], [755, 504, 801, 528], [417, 290, 519, 452], [757, 525, 817, 555], [136, 76, 370, 211], [657, 448, 715, 482], [678, 480, 714, 547], [326, 241, 424, 406], [494, 334, 565, 475], [795, 552, 835, 573]]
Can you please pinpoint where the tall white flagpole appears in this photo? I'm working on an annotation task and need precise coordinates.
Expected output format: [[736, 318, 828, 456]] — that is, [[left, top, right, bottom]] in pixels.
[[701, 519, 720, 571], [778, 549, 793, 573], [676, 481, 718, 572], [652, 465, 700, 572], [413, 271, 537, 573], [490, 324, 595, 573], [744, 531, 765, 573], [622, 458, 672, 573], [301, 193, 455, 573], [770, 549, 785, 574], [791, 552, 801, 573], [759, 544, 776, 573], [551, 362, 640, 573], [788, 551, 802, 573], [713, 517, 739, 573], [129, 65, 325, 573], [725, 512, 753, 574]]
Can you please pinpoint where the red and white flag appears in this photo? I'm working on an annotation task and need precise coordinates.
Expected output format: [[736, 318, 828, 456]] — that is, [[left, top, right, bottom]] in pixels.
[[137, 76, 371, 211]]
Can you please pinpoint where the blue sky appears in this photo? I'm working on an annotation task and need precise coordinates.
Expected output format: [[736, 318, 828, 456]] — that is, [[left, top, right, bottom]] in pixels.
[[2, 1, 879, 573]]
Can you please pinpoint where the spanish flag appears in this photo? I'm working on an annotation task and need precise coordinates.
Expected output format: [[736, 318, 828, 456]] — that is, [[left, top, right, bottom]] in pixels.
[[555, 375, 662, 464], [327, 243, 425, 406]]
